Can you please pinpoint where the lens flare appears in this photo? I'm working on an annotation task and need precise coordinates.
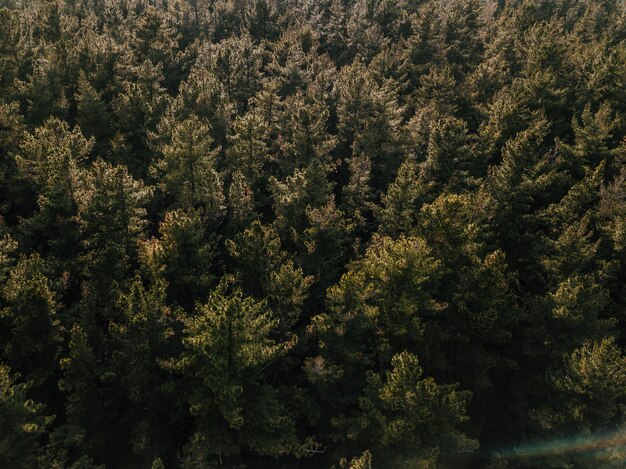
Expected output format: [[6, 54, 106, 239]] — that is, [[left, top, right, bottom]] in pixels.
[[487, 428, 626, 463]]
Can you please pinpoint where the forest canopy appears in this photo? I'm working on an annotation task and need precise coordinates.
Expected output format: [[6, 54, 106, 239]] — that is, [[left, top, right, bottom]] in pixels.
[[0, 0, 625, 467]]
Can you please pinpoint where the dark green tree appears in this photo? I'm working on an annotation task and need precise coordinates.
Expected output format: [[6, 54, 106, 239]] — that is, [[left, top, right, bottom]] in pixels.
[[1, 254, 60, 393], [139, 209, 215, 312], [77, 160, 151, 292], [0, 362, 50, 469]]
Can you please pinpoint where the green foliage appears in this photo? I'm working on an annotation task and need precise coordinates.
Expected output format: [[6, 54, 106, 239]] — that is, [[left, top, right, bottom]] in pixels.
[[1, 254, 60, 390], [57, 324, 109, 463], [173, 280, 302, 462], [76, 159, 153, 310], [140, 209, 215, 311], [0, 102, 26, 215], [547, 337, 626, 431], [0, 363, 50, 469], [226, 170, 257, 234], [377, 155, 425, 238], [227, 221, 312, 330], [106, 276, 178, 464], [225, 110, 269, 183], [15, 118, 92, 271], [0, 1, 625, 467], [75, 72, 111, 154], [355, 351, 478, 466], [153, 114, 224, 220]]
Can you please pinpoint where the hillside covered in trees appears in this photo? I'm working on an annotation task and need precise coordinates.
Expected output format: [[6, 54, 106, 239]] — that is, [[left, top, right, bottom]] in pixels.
[[0, 0, 625, 467]]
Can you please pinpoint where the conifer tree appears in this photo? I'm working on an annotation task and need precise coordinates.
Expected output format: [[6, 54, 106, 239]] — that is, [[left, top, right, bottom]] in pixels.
[[341, 153, 375, 244], [106, 275, 179, 465], [270, 158, 334, 243], [225, 110, 269, 184], [75, 160, 153, 312], [139, 209, 214, 312], [303, 198, 348, 297], [75, 72, 110, 156], [153, 114, 225, 223], [484, 118, 565, 287], [307, 234, 447, 448], [15, 118, 92, 273], [377, 155, 425, 238], [227, 221, 312, 331], [0, 102, 26, 217], [1, 254, 60, 393], [344, 351, 478, 467], [172, 280, 301, 464], [18, 53, 69, 125], [111, 60, 169, 177], [57, 324, 110, 465], [226, 170, 257, 235], [276, 93, 336, 176], [0, 362, 50, 469]]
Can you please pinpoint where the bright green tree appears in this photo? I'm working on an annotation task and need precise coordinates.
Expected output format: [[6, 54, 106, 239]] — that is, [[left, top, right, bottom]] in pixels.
[[173, 280, 302, 464]]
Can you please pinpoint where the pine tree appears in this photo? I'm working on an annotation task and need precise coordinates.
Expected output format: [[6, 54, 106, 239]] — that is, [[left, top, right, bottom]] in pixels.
[[345, 351, 477, 467], [529, 337, 626, 467], [558, 102, 620, 177], [377, 155, 426, 238], [419, 115, 475, 196], [0, 102, 26, 217], [307, 235, 447, 457], [15, 118, 92, 274], [18, 53, 69, 125], [547, 337, 626, 432], [225, 109, 269, 184], [206, 34, 264, 112], [246, 0, 280, 41], [0, 362, 50, 469], [321, 0, 350, 64], [139, 209, 215, 312], [303, 198, 348, 298], [1, 254, 60, 393], [75, 72, 110, 155], [270, 158, 334, 243], [484, 117, 565, 289], [0, 8, 27, 92], [340, 450, 373, 469], [172, 279, 301, 463], [106, 275, 179, 465], [174, 65, 231, 147], [226, 221, 286, 298], [335, 64, 404, 186], [341, 153, 375, 243], [57, 324, 109, 464], [435, 0, 485, 77], [276, 93, 336, 176], [0, 228, 17, 286], [131, 5, 181, 89], [153, 114, 225, 223], [111, 60, 169, 177], [226, 221, 312, 331], [226, 170, 257, 235], [75, 160, 153, 312], [415, 193, 518, 432]]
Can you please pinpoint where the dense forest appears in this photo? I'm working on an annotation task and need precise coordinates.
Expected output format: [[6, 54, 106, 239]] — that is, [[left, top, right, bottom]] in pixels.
[[0, 0, 625, 467]]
